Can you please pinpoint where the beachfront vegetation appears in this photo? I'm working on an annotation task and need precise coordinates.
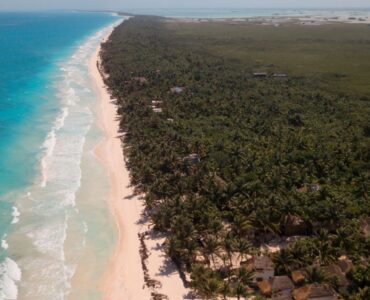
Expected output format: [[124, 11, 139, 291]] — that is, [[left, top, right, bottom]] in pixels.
[[101, 16, 370, 299]]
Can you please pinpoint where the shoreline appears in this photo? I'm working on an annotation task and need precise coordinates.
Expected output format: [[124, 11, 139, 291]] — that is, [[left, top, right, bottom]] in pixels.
[[89, 31, 151, 299], [89, 24, 189, 299]]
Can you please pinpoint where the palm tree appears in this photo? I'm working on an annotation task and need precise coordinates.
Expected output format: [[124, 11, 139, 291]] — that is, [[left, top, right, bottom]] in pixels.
[[332, 226, 355, 253], [191, 264, 207, 282], [253, 209, 280, 237], [289, 240, 315, 266], [235, 283, 248, 300], [350, 287, 370, 300], [167, 236, 183, 263], [236, 267, 254, 286], [223, 236, 234, 266], [220, 282, 231, 300], [232, 215, 253, 238], [305, 266, 327, 284], [315, 241, 337, 266], [204, 237, 220, 267], [209, 219, 223, 237], [354, 176, 369, 199], [273, 249, 295, 275], [234, 239, 252, 263], [315, 229, 331, 243], [203, 278, 222, 299]]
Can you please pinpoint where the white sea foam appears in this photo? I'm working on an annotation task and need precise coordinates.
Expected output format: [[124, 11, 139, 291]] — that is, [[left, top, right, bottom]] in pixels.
[[11, 207, 20, 225], [0, 258, 22, 300], [82, 221, 88, 233], [55, 108, 69, 130], [1, 239, 8, 250], [6, 21, 123, 299], [40, 107, 69, 188]]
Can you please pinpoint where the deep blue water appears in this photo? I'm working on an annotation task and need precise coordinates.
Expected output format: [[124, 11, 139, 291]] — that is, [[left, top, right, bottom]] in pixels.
[[0, 11, 117, 269]]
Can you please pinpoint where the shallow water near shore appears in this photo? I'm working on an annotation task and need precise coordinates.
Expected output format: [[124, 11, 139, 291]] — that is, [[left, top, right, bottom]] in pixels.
[[0, 12, 120, 299]]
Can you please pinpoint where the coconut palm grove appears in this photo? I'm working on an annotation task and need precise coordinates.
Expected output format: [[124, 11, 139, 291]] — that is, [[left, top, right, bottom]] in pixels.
[[100, 16, 370, 299]]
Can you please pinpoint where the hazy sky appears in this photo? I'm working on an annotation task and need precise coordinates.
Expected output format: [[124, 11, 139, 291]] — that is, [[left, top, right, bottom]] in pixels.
[[1, 0, 370, 11]]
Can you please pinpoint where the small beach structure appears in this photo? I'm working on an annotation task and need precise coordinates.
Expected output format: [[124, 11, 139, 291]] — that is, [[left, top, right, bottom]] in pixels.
[[272, 291, 293, 300], [282, 215, 311, 236], [132, 76, 148, 84], [170, 86, 185, 94], [292, 284, 337, 300], [271, 276, 294, 295], [297, 186, 308, 193], [151, 100, 162, 105], [360, 217, 370, 237], [337, 256, 354, 273], [152, 108, 162, 113], [273, 73, 288, 78], [258, 276, 294, 297], [258, 280, 272, 296], [291, 269, 306, 285], [183, 154, 200, 165], [252, 255, 274, 281], [253, 72, 268, 77], [320, 265, 348, 288], [308, 184, 321, 192], [213, 174, 228, 192], [151, 100, 163, 113], [298, 184, 322, 194]]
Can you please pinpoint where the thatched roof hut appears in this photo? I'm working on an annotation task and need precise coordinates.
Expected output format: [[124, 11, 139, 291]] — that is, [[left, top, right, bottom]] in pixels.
[[292, 284, 337, 300], [360, 217, 370, 237], [271, 276, 294, 293], [212, 174, 228, 191], [282, 215, 311, 236], [291, 269, 305, 285], [337, 256, 353, 273], [258, 279, 272, 296], [273, 291, 293, 300], [258, 276, 294, 297], [321, 265, 348, 287], [253, 255, 275, 281], [132, 76, 148, 84], [254, 255, 274, 270]]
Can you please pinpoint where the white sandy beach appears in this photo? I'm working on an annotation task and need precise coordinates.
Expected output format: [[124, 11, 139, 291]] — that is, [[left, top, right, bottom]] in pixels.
[[89, 27, 189, 300]]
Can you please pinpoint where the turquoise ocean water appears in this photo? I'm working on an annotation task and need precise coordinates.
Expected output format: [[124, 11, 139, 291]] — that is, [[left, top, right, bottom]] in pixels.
[[0, 12, 120, 299]]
